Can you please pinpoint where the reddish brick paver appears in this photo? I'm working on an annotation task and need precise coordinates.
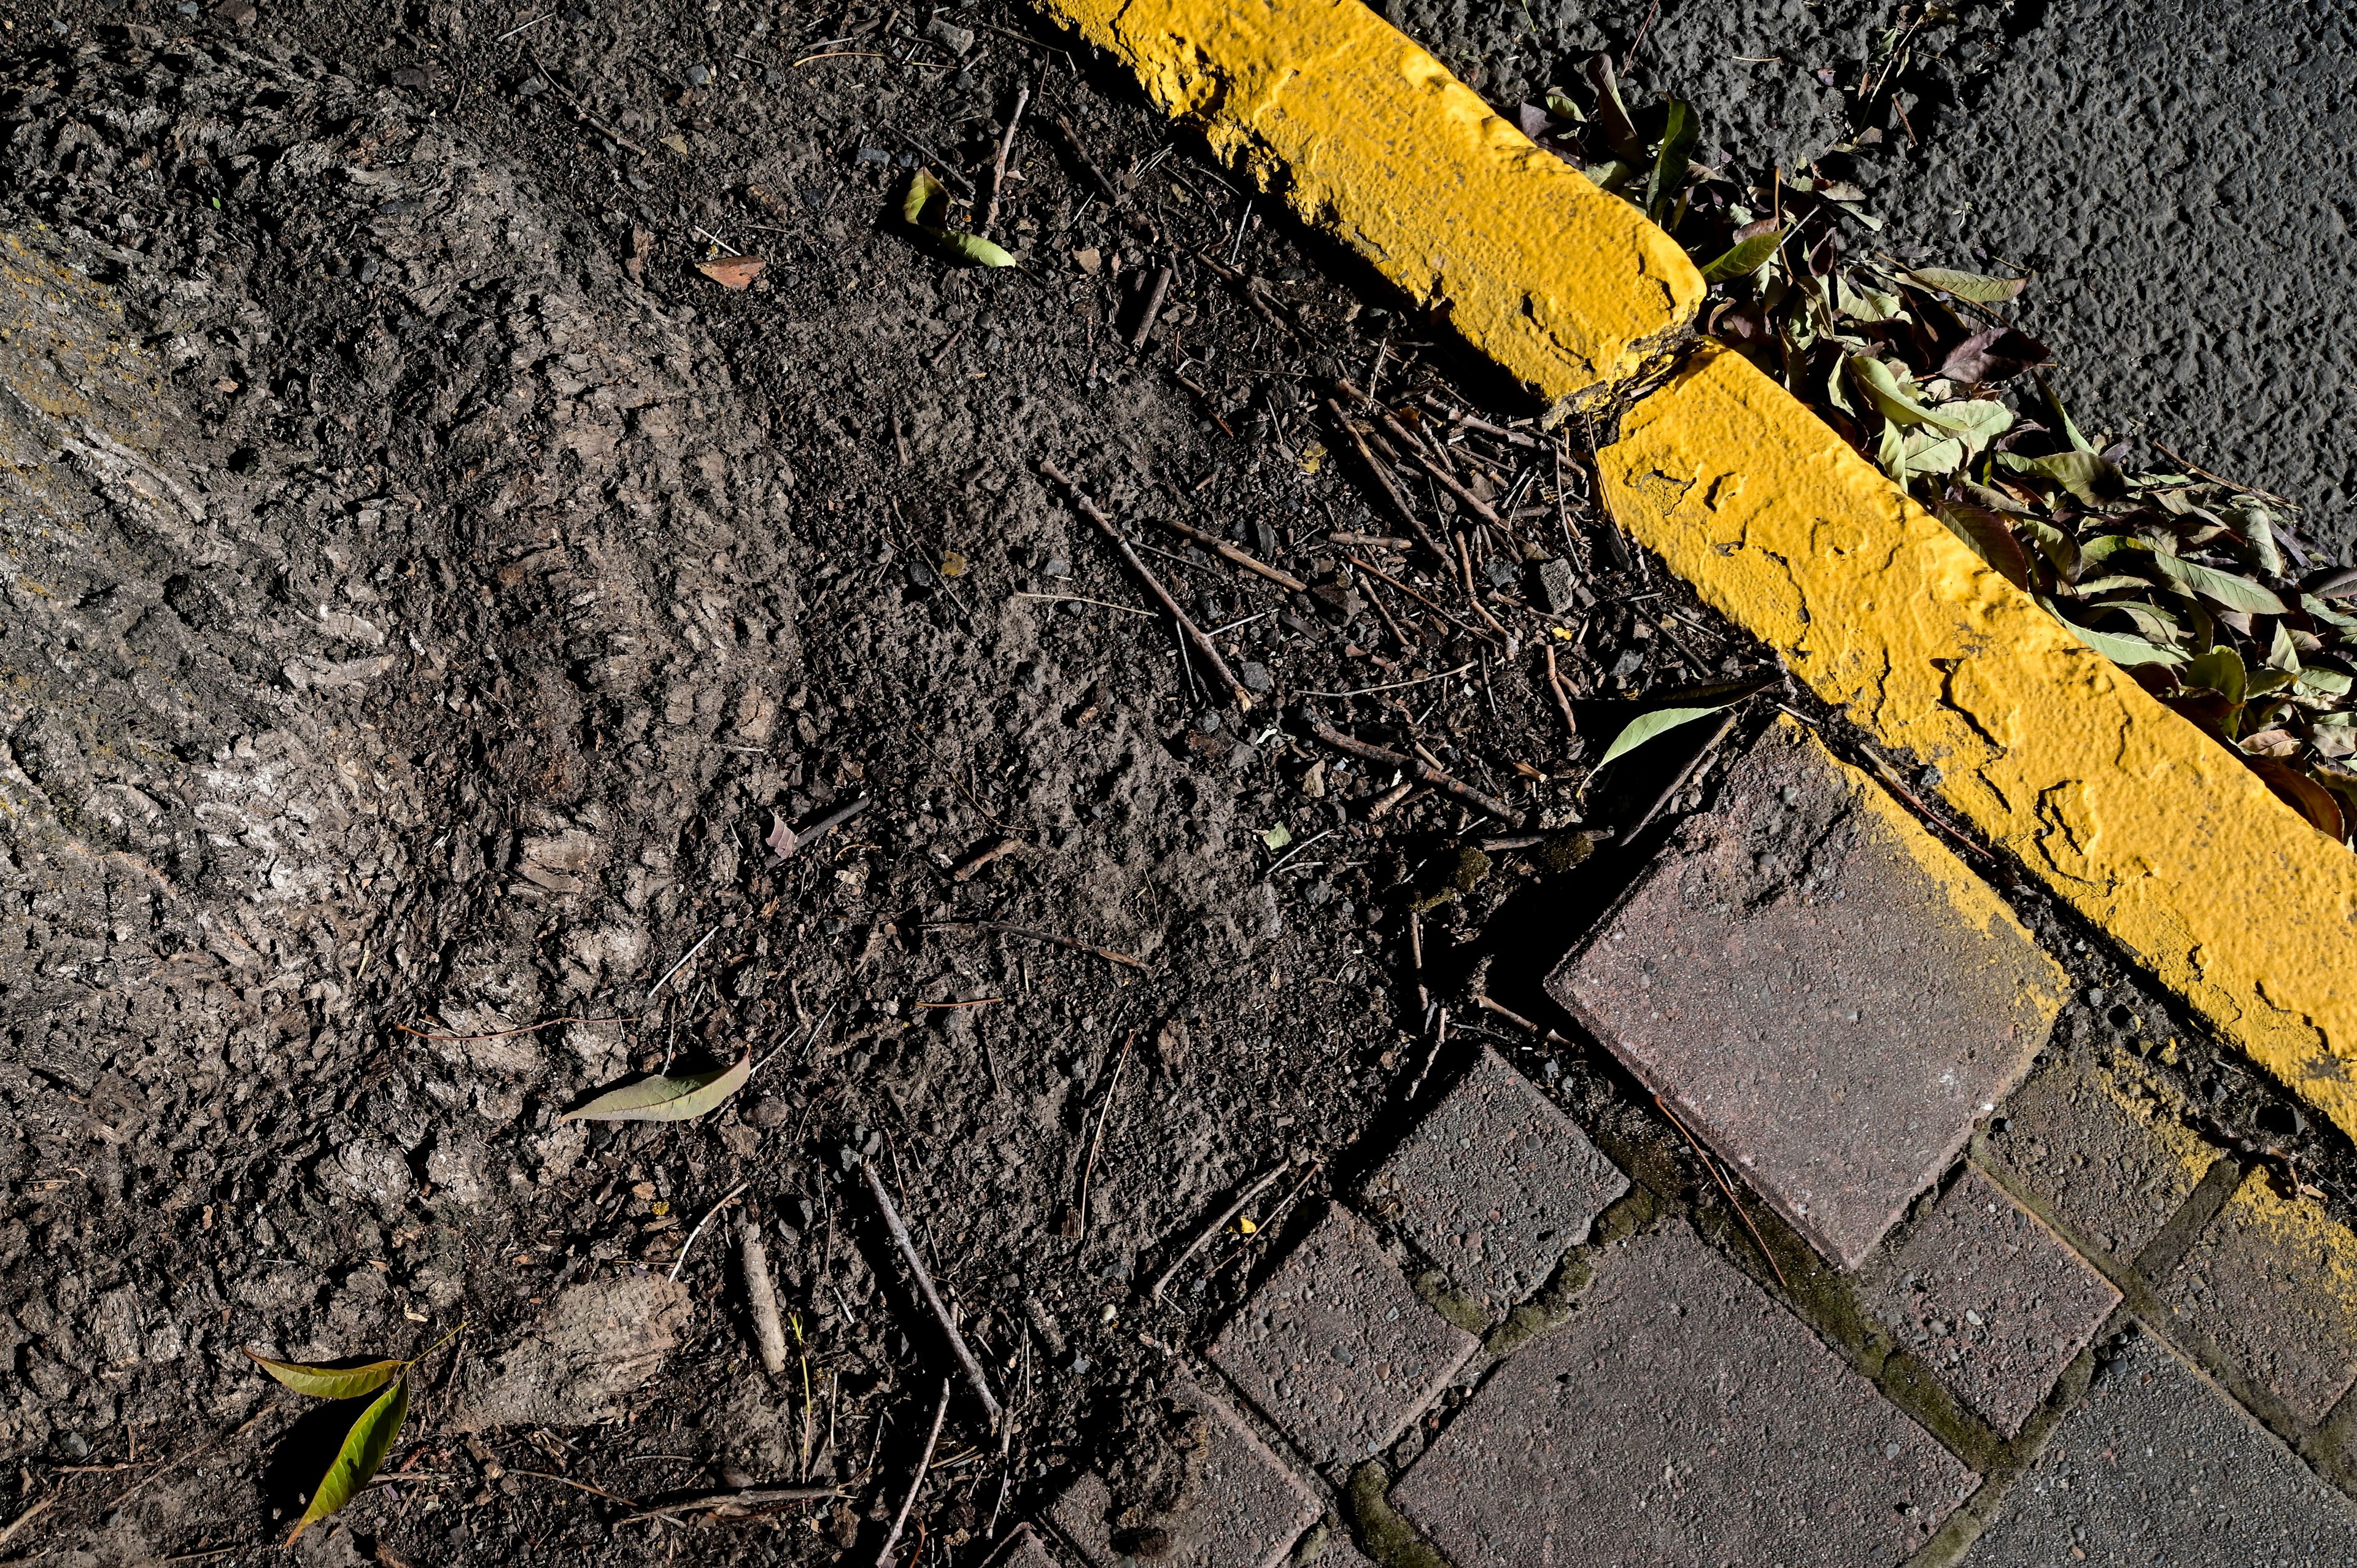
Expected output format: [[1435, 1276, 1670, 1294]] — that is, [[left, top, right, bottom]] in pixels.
[[1047, 1377, 1318, 1568], [1550, 720, 2064, 1270], [2164, 1167, 2357, 1424], [1361, 1045, 1628, 1315], [1209, 1203, 1478, 1472], [1987, 1056, 2213, 1261], [1861, 1166, 2119, 1435], [1393, 1221, 1973, 1566], [1965, 1332, 2357, 1562]]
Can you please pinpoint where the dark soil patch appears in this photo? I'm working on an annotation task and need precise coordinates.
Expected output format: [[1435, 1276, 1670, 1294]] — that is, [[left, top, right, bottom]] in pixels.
[[2, 2, 2351, 1565], [0, 2, 1762, 1561]]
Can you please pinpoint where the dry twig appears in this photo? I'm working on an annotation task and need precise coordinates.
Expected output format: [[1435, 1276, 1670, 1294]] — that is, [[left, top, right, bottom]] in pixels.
[[861, 1164, 1003, 1427], [873, 1381, 951, 1568], [1147, 1161, 1290, 1301], [1306, 719, 1524, 827], [1041, 461, 1252, 709]]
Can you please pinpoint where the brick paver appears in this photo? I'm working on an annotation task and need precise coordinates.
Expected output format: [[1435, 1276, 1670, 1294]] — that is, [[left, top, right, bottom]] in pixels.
[[1208, 1202, 1478, 1472], [1393, 1221, 1973, 1566], [2163, 1166, 2357, 1423], [1965, 1330, 2357, 1562], [1987, 1054, 2213, 1261], [1047, 1376, 1317, 1568], [1361, 1044, 1628, 1315], [1861, 1166, 2119, 1436], [1550, 719, 2064, 1270]]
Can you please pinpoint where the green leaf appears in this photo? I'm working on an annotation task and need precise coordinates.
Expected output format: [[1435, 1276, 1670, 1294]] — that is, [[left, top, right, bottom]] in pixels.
[[2185, 644, 2248, 705], [1935, 398, 2014, 450], [1833, 275, 1909, 322], [2268, 620, 2304, 676], [1848, 355, 1970, 431], [2303, 593, 2357, 630], [290, 1370, 408, 1543], [1581, 158, 1632, 194], [245, 1351, 403, 1402], [2034, 371, 2094, 454], [935, 229, 1016, 268], [2148, 551, 2288, 616], [2298, 666, 2355, 697], [1597, 700, 1740, 768], [1543, 90, 1585, 122], [1699, 226, 1787, 284], [1262, 824, 1292, 851], [1584, 53, 1644, 163], [562, 1054, 753, 1122], [1936, 503, 2031, 589], [2225, 495, 2288, 579], [1997, 449, 2127, 508], [2093, 600, 2183, 644], [2017, 515, 2081, 582], [2058, 617, 2188, 668], [1645, 99, 1699, 226], [1898, 266, 2028, 303], [2076, 535, 2148, 571], [901, 169, 1016, 268], [1900, 428, 1968, 478], [902, 167, 946, 228]]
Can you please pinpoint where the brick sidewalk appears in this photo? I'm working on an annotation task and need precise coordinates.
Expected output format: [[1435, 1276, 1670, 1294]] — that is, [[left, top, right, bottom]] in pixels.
[[1026, 721, 2357, 1566]]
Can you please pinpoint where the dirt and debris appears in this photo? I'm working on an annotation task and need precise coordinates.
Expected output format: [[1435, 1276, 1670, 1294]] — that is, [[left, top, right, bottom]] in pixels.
[[1, 1, 2353, 1564]]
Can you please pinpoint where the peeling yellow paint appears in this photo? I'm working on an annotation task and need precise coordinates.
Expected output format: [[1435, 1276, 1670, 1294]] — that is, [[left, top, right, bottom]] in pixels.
[[1601, 346, 2357, 1136], [1029, 0, 1701, 403]]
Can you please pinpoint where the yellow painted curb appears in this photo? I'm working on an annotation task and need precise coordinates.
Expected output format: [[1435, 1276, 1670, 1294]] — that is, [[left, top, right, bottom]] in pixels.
[[1030, 0, 1702, 403], [1035, 0, 2357, 1137], [1598, 346, 2357, 1135]]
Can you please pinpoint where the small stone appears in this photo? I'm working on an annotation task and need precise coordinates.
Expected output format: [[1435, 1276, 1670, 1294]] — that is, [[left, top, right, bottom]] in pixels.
[[1535, 556, 1579, 613], [685, 63, 711, 85], [925, 15, 976, 53], [211, 0, 257, 25], [1239, 661, 1273, 694]]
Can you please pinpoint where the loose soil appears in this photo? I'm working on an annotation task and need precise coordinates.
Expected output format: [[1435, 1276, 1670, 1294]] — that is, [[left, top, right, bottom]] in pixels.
[[1, 2, 2350, 1566]]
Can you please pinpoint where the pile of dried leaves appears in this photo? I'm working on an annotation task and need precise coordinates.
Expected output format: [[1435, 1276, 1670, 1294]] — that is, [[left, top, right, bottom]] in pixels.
[[1520, 60, 2357, 841]]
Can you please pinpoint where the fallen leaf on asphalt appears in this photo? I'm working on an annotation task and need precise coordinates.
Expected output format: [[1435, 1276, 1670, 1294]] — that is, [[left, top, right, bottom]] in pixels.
[[1699, 225, 1787, 283], [1898, 266, 2028, 303], [562, 1054, 753, 1122]]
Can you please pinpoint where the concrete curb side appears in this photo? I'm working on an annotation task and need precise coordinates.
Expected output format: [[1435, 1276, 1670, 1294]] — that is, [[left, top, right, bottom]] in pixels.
[[1029, 0, 2357, 1138], [1029, 0, 1703, 403]]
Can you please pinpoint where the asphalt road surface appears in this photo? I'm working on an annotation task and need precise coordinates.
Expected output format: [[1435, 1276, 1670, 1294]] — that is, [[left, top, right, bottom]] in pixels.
[[1388, 0, 2357, 561]]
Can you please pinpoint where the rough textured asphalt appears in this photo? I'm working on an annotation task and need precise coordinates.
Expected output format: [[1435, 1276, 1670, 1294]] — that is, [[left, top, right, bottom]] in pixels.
[[1381, 0, 2357, 562]]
